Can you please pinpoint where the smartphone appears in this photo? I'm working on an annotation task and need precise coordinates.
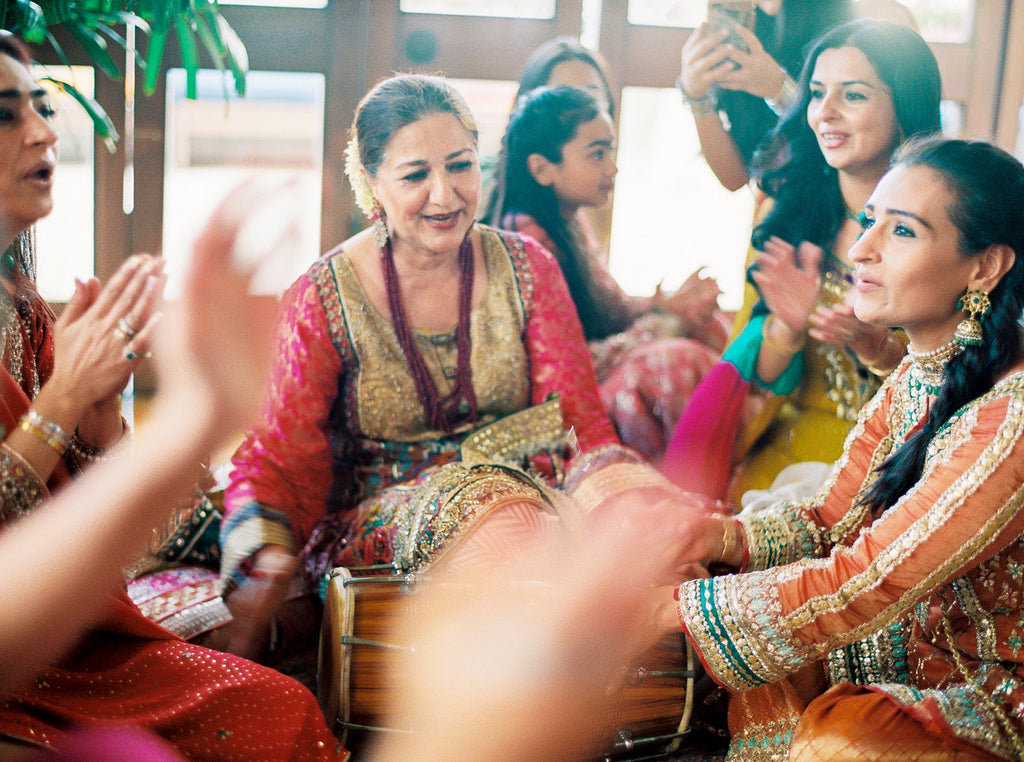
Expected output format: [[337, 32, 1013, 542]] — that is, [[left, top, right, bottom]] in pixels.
[[707, 0, 755, 53]]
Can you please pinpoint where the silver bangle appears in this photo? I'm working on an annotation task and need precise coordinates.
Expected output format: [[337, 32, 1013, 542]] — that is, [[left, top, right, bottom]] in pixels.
[[765, 73, 799, 116], [675, 76, 717, 116]]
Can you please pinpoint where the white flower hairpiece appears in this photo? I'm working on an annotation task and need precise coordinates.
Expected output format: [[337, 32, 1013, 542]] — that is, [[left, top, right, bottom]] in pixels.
[[344, 134, 378, 219]]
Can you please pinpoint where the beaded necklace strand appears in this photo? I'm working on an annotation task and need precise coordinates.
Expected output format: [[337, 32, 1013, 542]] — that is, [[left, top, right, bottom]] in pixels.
[[381, 235, 478, 433]]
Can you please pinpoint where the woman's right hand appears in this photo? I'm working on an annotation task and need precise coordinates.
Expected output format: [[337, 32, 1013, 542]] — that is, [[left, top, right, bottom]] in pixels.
[[48, 255, 165, 422], [712, 24, 788, 101], [218, 545, 297, 660], [679, 23, 734, 99], [750, 237, 823, 337]]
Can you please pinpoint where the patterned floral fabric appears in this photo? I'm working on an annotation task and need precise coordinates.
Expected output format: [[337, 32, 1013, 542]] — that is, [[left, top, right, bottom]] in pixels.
[[222, 226, 618, 590], [676, 358, 1024, 760], [0, 278, 347, 759]]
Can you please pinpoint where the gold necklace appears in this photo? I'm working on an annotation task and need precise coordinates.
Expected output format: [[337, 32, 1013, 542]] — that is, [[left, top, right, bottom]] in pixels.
[[907, 339, 962, 389]]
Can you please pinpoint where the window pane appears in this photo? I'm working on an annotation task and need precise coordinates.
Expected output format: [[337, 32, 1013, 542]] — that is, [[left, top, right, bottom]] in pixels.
[[447, 78, 519, 161], [221, 0, 326, 7], [34, 66, 95, 302], [400, 0, 555, 19], [163, 69, 325, 297], [610, 86, 753, 310], [627, 0, 704, 28], [900, 0, 973, 43], [1015, 101, 1024, 163]]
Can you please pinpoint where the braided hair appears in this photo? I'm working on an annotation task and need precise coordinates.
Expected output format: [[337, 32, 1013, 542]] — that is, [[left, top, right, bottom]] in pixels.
[[751, 19, 941, 253], [484, 85, 614, 340], [862, 137, 1024, 512]]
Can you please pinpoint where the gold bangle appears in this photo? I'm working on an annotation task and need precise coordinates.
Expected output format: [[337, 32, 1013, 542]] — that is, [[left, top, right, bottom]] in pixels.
[[720, 519, 741, 565], [19, 410, 72, 456], [761, 313, 805, 356], [72, 416, 130, 460]]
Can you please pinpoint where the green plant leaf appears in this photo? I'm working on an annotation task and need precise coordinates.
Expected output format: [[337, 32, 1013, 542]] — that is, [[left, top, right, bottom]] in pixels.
[[64, 16, 120, 79], [143, 26, 166, 94], [41, 75, 118, 150], [173, 15, 198, 99], [41, 27, 72, 68], [13, 0, 46, 42], [217, 13, 246, 96]]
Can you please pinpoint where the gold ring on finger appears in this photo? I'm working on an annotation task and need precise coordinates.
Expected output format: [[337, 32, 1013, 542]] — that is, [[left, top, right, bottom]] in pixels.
[[115, 317, 139, 341]]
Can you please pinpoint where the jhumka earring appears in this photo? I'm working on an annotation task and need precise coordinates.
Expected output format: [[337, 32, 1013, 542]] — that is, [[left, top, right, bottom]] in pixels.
[[370, 199, 389, 250], [954, 288, 991, 347]]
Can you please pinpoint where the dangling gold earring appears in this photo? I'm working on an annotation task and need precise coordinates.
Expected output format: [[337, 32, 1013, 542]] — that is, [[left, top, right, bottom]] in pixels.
[[371, 199, 389, 250], [954, 288, 991, 347]]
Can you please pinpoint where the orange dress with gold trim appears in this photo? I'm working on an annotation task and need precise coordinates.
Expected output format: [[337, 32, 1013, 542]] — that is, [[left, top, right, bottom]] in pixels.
[[677, 357, 1024, 760]]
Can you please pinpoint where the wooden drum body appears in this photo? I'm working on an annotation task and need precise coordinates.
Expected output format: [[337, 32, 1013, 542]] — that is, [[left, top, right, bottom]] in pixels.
[[317, 566, 697, 759]]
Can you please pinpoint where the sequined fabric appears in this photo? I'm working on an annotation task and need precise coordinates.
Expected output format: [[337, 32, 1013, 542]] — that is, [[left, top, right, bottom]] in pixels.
[[223, 225, 618, 586], [0, 633, 347, 760], [0, 277, 347, 760], [677, 361, 1024, 759]]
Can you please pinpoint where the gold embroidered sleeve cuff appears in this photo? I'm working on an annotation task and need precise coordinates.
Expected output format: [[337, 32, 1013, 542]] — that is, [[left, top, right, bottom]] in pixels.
[[676, 573, 818, 691], [740, 500, 829, 570], [0, 443, 49, 522]]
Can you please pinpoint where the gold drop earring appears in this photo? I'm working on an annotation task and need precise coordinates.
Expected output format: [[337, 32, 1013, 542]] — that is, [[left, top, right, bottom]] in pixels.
[[953, 288, 991, 347]]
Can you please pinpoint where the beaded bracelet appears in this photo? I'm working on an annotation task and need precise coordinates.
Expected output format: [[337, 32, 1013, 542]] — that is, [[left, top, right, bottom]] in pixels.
[[19, 410, 72, 456], [72, 416, 131, 461], [761, 313, 806, 356]]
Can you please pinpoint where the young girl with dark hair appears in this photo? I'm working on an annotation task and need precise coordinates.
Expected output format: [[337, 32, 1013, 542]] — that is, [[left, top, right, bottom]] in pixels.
[[512, 36, 616, 119], [486, 85, 726, 460]]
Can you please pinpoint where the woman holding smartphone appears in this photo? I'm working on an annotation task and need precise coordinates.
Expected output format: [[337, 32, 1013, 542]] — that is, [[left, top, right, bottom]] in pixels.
[[679, 0, 853, 191]]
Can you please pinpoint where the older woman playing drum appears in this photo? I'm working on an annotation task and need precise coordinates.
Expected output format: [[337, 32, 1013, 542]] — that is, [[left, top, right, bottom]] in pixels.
[[219, 74, 648, 662]]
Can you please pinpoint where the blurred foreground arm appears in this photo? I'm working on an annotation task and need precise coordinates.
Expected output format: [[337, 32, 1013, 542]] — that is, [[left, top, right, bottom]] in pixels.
[[0, 181, 284, 689], [369, 501, 687, 762]]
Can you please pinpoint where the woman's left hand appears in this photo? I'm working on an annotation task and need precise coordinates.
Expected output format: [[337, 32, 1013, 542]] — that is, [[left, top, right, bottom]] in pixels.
[[750, 237, 822, 335], [656, 267, 721, 333], [713, 25, 788, 101]]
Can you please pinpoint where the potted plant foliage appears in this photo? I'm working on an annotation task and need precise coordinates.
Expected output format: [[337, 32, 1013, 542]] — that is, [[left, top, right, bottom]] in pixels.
[[1, 0, 248, 143]]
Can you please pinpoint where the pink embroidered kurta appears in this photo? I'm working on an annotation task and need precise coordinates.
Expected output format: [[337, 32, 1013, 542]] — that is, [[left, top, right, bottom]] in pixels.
[[222, 226, 617, 586]]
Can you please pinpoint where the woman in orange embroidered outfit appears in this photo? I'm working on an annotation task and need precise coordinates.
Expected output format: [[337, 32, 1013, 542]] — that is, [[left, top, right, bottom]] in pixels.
[[0, 34, 346, 761], [649, 137, 1024, 759]]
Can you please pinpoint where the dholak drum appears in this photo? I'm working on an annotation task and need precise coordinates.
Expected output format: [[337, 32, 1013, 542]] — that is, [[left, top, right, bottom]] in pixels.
[[317, 566, 697, 759]]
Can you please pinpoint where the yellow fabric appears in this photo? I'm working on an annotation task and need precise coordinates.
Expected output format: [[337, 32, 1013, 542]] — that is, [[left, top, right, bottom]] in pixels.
[[727, 196, 871, 500]]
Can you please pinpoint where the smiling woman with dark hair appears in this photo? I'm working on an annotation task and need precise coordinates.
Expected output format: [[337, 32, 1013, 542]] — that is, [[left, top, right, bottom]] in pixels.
[[663, 19, 942, 502]]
